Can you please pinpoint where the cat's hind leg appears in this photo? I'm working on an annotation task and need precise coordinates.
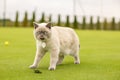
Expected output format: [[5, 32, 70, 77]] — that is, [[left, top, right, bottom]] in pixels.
[[57, 54, 64, 65]]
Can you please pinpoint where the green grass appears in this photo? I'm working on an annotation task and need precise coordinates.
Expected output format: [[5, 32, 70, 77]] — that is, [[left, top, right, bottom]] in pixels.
[[0, 27, 120, 80]]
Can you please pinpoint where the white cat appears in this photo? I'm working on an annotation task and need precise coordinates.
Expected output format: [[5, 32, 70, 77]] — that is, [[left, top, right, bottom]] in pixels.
[[29, 22, 80, 70]]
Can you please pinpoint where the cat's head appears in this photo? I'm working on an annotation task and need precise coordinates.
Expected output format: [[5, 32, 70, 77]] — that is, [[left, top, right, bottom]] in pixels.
[[33, 22, 52, 41]]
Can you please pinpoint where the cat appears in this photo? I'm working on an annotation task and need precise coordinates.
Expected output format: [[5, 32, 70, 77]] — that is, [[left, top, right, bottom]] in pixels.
[[29, 22, 80, 70]]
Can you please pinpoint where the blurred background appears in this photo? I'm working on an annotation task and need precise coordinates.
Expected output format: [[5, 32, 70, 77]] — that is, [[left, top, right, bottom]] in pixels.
[[0, 0, 120, 30]]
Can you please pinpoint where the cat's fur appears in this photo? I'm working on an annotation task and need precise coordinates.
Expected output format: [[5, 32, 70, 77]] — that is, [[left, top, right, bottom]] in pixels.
[[29, 22, 80, 70]]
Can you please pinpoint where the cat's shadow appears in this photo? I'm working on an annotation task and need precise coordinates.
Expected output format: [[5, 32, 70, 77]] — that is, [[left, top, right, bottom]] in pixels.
[[37, 62, 80, 70]]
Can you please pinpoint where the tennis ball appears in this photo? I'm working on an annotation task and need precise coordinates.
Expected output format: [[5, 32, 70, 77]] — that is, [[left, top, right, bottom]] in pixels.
[[4, 41, 9, 46]]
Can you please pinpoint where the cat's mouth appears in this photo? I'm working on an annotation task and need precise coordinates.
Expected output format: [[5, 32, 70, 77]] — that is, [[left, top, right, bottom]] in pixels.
[[40, 37, 45, 40]]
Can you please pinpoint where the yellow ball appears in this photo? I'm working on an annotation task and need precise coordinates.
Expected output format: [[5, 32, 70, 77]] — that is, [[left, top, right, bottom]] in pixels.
[[4, 41, 9, 46]]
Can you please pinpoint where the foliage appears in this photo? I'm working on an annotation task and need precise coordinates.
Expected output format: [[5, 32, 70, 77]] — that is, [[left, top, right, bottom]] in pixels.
[[89, 16, 94, 29], [82, 16, 86, 29], [15, 11, 19, 27], [111, 17, 116, 30], [30, 11, 36, 27], [96, 16, 100, 30], [65, 15, 70, 27], [73, 15, 78, 29], [40, 12, 45, 23], [0, 12, 120, 31], [49, 14, 52, 22], [103, 18, 108, 30], [119, 20, 120, 30], [22, 11, 28, 27], [57, 14, 61, 26]]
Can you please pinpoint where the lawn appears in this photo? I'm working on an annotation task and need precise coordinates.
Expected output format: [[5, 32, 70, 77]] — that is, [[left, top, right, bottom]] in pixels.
[[0, 27, 120, 80]]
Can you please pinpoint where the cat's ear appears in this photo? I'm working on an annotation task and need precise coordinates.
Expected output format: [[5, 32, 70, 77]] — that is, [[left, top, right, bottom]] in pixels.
[[33, 22, 39, 29], [46, 22, 52, 29]]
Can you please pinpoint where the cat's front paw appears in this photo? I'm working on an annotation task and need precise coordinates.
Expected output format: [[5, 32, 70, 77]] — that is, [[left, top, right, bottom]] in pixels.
[[29, 65, 37, 69], [48, 67, 56, 71], [74, 61, 80, 64]]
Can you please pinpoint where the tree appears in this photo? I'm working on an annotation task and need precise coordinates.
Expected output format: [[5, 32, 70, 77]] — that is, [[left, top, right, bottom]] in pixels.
[[111, 17, 116, 30], [118, 20, 120, 30], [82, 16, 86, 29], [49, 14, 52, 22], [89, 16, 94, 29], [30, 11, 36, 27], [65, 15, 70, 27], [103, 18, 108, 30], [40, 12, 45, 23], [73, 15, 78, 29], [23, 11, 28, 27], [96, 16, 100, 30], [15, 11, 19, 27], [57, 14, 61, 26]]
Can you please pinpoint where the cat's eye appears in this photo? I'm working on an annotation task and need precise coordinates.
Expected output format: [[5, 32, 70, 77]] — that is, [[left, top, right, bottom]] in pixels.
[[44, 31, 47, 34], [36, 31, 40, 34], [36, 31, 47, 34]]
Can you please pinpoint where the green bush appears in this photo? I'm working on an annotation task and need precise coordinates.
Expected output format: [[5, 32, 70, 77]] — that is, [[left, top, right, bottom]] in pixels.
[[103, 18, 108, 30], [57, 14, 61, 26], [82, 16, 86, 29], [30, 11, 36, 27], [89, 16, 94, 29], [15, 11, 19, 27], [22, 11, 28, 27], [65, 15, 70, 27], [119, 20, 120, 30], [111, 17, 116, 30], [40, 12, 45, 23], [96, 16, 101, 30], [73, 15, 78, 29], [49, 14, 52, 22]]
